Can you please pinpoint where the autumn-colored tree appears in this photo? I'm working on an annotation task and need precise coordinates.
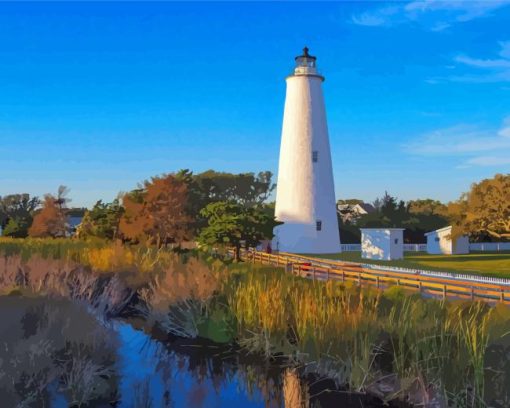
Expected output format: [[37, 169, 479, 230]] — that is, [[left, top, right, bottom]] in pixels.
[[119, 175, 193, 247], [448, 173, 510, 240], [408, 199, 447, 217], [28, 194, 68, 238]]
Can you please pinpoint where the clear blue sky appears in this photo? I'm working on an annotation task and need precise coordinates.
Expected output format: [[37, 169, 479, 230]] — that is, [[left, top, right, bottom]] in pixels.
[[1, 1, 510, 208]]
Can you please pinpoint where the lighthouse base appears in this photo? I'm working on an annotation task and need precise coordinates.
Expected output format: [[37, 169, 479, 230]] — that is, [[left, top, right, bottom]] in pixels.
[[273, 222, 341, 254]]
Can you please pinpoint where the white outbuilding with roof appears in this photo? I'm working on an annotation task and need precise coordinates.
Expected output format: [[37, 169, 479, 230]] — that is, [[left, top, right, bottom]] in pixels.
[[360, 228, 404, 261], [425, 226, 469, 255]]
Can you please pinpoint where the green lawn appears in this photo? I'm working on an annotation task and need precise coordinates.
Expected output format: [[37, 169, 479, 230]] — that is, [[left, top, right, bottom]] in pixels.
[[307, 251, 510, 279]]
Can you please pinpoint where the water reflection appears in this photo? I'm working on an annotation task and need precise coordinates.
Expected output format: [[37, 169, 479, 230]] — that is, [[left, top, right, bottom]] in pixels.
[[115, 322, 282, 407], [114, 323, 400, 408]]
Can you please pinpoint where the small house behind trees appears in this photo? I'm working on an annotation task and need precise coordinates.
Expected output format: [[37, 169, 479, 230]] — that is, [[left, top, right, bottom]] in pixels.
[[425, 226, 469, 255], [361, 228, 404, 261]]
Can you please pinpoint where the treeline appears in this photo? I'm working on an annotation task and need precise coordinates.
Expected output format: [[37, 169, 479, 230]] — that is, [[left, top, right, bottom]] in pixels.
[[0, 170, 279, 260], [340, 193, 449, 243], [2, 171, 509, 247], [339, 173, 510, 243], [0, 186, 85, 239]]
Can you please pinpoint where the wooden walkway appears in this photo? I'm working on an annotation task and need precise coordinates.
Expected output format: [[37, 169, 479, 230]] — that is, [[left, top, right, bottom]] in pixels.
[[244, 250, 510, 304]]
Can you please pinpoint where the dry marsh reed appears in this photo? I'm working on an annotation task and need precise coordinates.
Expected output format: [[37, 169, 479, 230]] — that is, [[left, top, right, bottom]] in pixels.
[[0, 296, 118, 407], [2, 238, 510, 406]]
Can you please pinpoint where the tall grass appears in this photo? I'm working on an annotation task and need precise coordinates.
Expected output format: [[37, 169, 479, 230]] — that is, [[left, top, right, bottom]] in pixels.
[[2, 238, 510, 405], [223, 263, 510, 405]]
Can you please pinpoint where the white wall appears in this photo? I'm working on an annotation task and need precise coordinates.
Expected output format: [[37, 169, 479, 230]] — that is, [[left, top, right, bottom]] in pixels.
[[426, 227, 469, 255], [273, 63, 340, 254], [453, 236, 470, 254], [426, 230, 452, 255], [361, 229, 403, 261], [390, 230, 404, 260]]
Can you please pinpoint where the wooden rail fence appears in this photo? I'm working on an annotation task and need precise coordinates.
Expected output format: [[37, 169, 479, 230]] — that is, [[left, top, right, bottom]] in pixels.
[[241, 250, 510, 304]]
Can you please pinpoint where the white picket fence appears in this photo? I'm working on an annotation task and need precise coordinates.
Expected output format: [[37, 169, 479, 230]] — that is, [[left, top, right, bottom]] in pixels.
[[341, 242, 509, 253], [362, 263, 510, 286], [470, 242, 510, 252], [404, 244, 427, 252], [340, 244, 361, 252], [341, 243, 426, 252]]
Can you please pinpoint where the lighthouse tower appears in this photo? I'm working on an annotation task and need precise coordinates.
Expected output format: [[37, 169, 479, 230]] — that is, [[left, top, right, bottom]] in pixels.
[[273, 47, 341, 254]]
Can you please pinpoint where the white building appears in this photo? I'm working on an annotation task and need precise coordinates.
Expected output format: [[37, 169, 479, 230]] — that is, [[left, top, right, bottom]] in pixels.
[[337, 202, 375, 224], [273, 47, 341, 254], [425, 226, 469, 255], [361, 228, 404, 261]]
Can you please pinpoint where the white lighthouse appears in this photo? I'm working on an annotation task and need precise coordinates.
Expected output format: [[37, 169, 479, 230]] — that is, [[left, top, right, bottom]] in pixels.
[[273, 47, 341, 254]]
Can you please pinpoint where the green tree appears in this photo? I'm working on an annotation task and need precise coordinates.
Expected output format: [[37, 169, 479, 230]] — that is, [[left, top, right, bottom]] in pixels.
[[357, 192, 404, 228], [175, 169, 276, 235], [0, 194, 40, 237], [77, 199, 124, 240], [355, 192, 449, 243], [337, 199, 364, 205], [191, 170, 275, 207], [2, 217, 32, 238], [198, 201, 281, 261], [176, 169, 275, 208]]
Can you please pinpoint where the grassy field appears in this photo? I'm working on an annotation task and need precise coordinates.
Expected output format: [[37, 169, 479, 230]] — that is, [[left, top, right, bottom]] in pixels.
[[309, 251, 510, 278]]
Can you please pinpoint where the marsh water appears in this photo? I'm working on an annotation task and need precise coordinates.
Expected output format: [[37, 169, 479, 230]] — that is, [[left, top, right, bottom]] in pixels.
[[114, 322, 273, 407], [109, 322, 398, 408]]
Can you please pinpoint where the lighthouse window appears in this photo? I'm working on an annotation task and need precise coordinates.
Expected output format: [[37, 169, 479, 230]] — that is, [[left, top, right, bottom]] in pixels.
[[316, 220, 322, 231], [312, 151, 318, 162]]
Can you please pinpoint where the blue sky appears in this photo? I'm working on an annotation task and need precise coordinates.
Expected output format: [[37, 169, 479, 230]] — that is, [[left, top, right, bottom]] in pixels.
[[1, 1, 510, 208]]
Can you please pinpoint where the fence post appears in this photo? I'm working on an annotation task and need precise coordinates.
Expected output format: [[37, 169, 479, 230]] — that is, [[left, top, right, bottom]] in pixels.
[[471, 286, 475, 301], [327, 267, 330, 281], [376, 276, 380, 288], [418, 281, 422, 292], [443, 285, 447, 300], [341, 269, 345, 282], [501, 288, 505, 302]]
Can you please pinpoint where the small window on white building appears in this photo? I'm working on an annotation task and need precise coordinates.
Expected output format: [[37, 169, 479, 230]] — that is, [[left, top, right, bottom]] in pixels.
[[394, 238, 399, 244], [312, 151, 318, 163], [435, 237, 440, 242], [316, 220, 322, 231]]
